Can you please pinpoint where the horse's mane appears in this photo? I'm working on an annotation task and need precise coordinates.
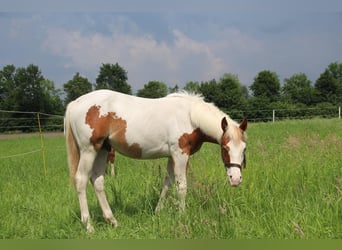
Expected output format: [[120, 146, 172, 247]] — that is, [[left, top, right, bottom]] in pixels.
[[166, 91, 205, 102], [167, 91, 241, 142]]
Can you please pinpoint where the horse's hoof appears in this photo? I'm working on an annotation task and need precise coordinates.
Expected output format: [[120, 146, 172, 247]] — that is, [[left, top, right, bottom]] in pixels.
[[108, 218, 118, 228], [86, 224, 95, 233]]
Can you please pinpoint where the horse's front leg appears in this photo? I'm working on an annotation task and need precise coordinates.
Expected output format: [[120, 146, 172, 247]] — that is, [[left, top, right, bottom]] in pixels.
[[173, 154, 189, 212]]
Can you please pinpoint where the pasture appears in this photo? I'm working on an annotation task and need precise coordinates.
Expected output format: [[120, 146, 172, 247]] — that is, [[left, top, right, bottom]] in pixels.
[[0, 119, 341, 239]]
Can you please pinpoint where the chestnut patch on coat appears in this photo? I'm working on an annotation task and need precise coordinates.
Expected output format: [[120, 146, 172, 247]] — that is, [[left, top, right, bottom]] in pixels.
[[220, 135, 230, 166], [85, 105, 142, 158], [178, 128, 216, 156]]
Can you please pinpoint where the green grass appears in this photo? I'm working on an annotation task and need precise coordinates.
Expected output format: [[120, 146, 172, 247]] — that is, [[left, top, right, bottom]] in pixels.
[[0, 119, 341, 239]]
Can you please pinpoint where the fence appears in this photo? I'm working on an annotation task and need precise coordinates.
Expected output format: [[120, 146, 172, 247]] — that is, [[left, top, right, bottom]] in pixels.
[[229, 106, 341, 122], [0, 110, 64, 133], [0, 110, 64, 177], [0, 106, 341, 133], [0, 107, 340, 177]]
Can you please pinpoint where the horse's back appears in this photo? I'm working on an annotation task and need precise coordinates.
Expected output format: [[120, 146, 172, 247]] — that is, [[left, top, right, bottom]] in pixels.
[[69, 89, 192, 122], [66, 90, 195, 158]]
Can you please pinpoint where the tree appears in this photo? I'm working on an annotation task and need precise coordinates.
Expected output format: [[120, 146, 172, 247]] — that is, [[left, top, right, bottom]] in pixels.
[[183, 81, 200, 94], [11, 64, 64, 114], [168, 84, 179, 94], [137, 81, 168, 98], [0, 65, 17, 132], [64, 72, 93, 105], [215, 73, 246, 110], [14, 64, 46, 112], [0, 64, 64, 131], [0, 64, 16, 110], [282, 73, 314, 105], [327, 62, 342, 103], [241, 85, 249, 99], [1, 64, 64, 114], [314, 69, 338, 104], [199, 79, 220, 103], [250, 70, 280, 102], [95, 63, 131, 94], [41, 79, 64, 115], [199, 74, 247, 112], [326, 61, 342, 79], [245, 96, 272, 121]]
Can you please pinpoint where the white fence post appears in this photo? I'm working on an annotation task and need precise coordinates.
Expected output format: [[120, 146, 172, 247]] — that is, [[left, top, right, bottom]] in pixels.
[[272, 109, 275, 123]]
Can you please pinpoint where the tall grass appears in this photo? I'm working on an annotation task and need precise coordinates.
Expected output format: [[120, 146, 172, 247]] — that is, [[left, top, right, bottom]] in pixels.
[[0, 119, 341, 239]]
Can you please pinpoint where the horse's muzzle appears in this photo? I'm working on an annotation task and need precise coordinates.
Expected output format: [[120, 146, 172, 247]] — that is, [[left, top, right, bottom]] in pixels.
[[229, 177, 242, 187], [226, 164, 242, 187]]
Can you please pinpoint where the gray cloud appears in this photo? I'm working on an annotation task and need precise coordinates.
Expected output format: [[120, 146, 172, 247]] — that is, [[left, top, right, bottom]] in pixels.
[[1, 7, 341, 94]]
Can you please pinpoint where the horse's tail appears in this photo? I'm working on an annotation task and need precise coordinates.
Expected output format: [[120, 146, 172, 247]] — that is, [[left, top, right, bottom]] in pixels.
[[65, 102, 80, 186]]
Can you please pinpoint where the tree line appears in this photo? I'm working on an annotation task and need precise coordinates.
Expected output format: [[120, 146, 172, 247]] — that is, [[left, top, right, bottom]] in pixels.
[[0, 61, 341, 131]]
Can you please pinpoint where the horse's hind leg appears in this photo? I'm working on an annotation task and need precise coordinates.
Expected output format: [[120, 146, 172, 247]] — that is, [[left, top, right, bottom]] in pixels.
[[91, 149, 118, 227], [75, 150, 97, 233], [155, 157, 175, 213]]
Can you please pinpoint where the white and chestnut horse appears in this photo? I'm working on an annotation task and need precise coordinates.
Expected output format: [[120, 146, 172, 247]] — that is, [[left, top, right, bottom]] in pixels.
[[65, 90, 247, 232]]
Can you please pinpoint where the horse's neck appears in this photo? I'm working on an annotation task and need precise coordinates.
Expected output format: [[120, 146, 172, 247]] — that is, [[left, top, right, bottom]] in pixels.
[[190, 102, 227, 144]]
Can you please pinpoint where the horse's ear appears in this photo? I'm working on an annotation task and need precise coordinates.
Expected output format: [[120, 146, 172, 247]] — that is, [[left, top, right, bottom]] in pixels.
[[221, 117, 228, 132], [239, 117, 248, 131]]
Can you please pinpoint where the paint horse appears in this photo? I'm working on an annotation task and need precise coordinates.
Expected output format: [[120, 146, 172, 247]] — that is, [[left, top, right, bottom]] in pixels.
[[65, 90, 247, 232]]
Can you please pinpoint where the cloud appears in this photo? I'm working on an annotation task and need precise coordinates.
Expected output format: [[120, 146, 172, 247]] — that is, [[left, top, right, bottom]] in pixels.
[[42, 27, 229, 90], [36, 11, 342, 91]]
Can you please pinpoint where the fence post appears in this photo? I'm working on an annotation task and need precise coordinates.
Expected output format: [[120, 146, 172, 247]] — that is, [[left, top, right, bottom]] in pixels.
[[37, 112, 47, 177], [339, 106, 341, 119], [272, 109, 275, 123]]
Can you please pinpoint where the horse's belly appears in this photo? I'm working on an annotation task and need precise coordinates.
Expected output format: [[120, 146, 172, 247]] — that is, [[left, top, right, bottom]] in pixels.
[[111, 139, 170, 159], [140, 144, 170, 159]]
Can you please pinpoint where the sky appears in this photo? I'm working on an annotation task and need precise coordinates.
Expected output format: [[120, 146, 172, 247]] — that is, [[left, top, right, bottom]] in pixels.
[[1, 0, 342, 93]]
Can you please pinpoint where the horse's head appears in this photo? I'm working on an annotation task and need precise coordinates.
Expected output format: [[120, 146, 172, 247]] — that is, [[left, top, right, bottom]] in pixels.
[[220, 117, 247, 187]]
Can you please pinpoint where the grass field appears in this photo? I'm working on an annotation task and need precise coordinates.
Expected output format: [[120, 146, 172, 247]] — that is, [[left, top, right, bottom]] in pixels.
[[0, 119, 341, 239]]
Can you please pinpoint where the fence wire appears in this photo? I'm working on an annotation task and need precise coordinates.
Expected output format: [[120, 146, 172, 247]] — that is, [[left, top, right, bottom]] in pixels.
[[0, 107, 341, 133], [0, 110, 64, 132], [0, 149, 42, 159], [0, 108, 340, 174]]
